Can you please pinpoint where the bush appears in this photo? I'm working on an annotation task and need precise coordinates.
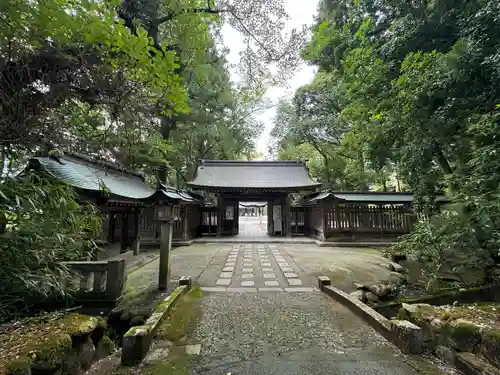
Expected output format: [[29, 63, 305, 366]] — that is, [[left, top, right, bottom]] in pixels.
[[393, 204, 494, 291], [0, 173, 101, 322]]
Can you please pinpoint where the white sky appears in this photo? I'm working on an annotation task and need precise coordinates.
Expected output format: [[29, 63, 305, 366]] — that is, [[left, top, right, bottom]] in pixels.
[[221, 0, 319, 158]]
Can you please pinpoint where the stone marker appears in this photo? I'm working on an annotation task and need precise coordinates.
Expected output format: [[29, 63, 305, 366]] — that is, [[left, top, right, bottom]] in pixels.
[[317, 276, 331, 291]]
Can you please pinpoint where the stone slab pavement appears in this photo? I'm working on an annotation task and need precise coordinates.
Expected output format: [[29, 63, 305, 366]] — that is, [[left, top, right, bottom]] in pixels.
[[124, 241, 456, 375]]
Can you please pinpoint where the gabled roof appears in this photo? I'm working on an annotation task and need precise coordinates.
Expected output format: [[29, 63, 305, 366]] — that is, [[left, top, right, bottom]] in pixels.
[[298, 191, 415, 205], [157, 184, 203, 204], [29, 154, 155, 200], [187, 160, 321, 192]]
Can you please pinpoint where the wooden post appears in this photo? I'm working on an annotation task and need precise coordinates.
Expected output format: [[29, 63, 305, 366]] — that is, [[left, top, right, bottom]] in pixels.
[[158, 205, 173, 291], [131, 209, 141, 256], [120, 212, 129, 253], [182, 206, 189, 240], [267, 201, 273, 235], [285, 195, 292, 237], [107, 213, 115, 243], [320, 205, 326, 241], [217, 196, 223, 237]]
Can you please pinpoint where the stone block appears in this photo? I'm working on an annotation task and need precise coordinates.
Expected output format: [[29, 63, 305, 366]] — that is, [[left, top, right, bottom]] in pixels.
[[179, 276, 193, 289], [317, 276, 331, 291], [122, 326, 151, 366], [391, 320, 424, 354], [121, 285, 187, 366]]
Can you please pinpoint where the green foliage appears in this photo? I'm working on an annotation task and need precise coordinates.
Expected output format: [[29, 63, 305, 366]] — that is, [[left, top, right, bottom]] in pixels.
[[0, 173, 101, 321], [270, 0, 500, 285]]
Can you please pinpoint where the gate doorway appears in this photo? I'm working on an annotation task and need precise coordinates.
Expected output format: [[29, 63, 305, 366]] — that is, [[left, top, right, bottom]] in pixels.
[[238, 202, 269, 240]]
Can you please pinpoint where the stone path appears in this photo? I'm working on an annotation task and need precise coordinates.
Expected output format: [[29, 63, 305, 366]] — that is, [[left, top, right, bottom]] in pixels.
[[203, 244, 314, 293]]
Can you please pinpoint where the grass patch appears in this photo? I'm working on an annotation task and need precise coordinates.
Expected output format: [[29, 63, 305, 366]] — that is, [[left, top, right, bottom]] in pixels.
[[155, 286, 203, 344]]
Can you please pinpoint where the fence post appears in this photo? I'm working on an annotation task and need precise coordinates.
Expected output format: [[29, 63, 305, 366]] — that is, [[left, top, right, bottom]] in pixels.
[[106, 259, 125, 301]]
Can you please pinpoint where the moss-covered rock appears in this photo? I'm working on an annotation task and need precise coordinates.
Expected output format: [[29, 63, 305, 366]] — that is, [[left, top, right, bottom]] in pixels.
[[62, 314, 98, 338], [94, 336, 116, 361], [30, 333, 72, 373], [443, 318, 483, 352], [481, 329, 500, 368], [6, 358, 32, 375], [75, 338, 95, 371], [59, 355, 82, 375]]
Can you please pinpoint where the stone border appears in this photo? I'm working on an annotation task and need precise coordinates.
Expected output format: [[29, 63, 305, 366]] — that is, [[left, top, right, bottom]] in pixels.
[[318, 276, 424, 355], [121, 276, 192, 366]]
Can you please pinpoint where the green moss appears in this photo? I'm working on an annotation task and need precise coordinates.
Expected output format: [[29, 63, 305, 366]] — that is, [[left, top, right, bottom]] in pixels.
[[5, 358, 31, 375], [155, 286, 203, 344], [143, 346, 193, 375], [99, 335, 115, 352], [60, 313, 98, 336], [113, 286, 158, 323], [124, 325, 150, 337], [30, 333, 72, 368], [96, 316, 108, 330]]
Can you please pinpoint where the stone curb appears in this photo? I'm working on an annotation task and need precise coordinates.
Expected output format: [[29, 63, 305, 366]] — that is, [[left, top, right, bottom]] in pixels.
[[318, 276, 423, 355], [121, 277, 192, 366]]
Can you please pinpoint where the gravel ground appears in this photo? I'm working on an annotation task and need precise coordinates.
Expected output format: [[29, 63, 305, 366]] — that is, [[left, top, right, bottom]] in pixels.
[[285, 245, 396, 291], [189, 291, 455, 375]]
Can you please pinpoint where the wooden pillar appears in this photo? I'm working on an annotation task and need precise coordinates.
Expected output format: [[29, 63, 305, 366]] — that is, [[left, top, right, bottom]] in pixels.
[[285, 195, 292, 237], [182, 206, 189, 240], [120, 211, 129, 253], [107, 213, 115, 243], [131, 209, 141, 256], [320, 205, 326, 241], [217, 195, 223, 237], [267, 201, 273, 235], [158, 205, 173, 291]]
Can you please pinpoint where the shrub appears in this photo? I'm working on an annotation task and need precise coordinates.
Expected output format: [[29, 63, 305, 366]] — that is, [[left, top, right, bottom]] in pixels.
[[0, 172, 101, 322]]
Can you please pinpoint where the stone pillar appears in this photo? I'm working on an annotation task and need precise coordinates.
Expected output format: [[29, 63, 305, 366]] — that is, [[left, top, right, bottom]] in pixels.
[[158, 205, 173, 291], [120, 212, 129, 253]]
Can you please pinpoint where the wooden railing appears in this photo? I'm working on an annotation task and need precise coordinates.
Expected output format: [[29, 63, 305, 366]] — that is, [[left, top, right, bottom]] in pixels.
[[324, 205, 415, 239], [62, 259, 126, 304]]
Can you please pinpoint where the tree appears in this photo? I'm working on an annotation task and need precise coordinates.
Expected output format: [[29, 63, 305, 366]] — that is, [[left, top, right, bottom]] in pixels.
[[280, 0, 500, 286]]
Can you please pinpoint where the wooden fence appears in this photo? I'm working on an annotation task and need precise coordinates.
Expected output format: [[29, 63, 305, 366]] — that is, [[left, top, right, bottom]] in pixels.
[[62, 258, 126, 304], [304, 204, 416, 241]]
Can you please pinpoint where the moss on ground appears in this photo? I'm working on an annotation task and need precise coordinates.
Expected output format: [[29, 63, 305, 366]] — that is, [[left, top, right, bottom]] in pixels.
[[155, 286, 203, 344]]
